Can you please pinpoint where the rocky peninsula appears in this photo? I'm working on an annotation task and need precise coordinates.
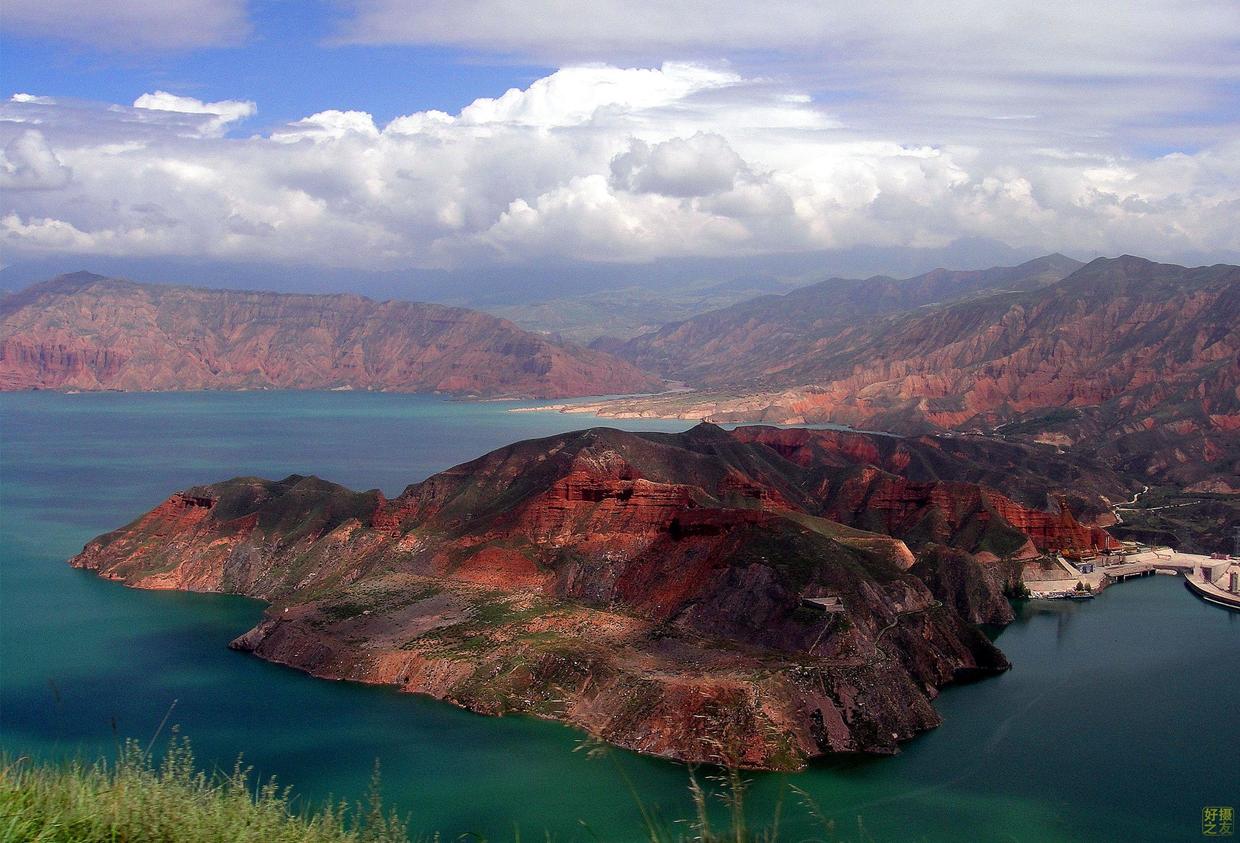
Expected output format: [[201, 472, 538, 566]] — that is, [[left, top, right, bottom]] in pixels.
[[70, 424, 1126, 769]]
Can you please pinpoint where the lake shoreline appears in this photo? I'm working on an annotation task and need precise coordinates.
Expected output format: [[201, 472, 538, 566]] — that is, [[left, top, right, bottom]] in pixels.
[[3, 392, 1236, 841]]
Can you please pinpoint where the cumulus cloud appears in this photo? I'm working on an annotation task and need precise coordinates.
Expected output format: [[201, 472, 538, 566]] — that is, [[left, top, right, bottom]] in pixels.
[[1, 0, 249, 50], [611, 134, 746, 197], [271, 110, 379, 143], [133, 92, 257, 137], [454, 63, 739, 128], [335, 1, 1240, 151], [0, 63, 1238, 270], [0, 130, 72, 190]]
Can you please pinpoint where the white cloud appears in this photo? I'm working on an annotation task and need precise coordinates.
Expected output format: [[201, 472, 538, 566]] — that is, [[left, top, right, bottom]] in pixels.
[[6, 94, 248, 144], [0, 63, 1237, 271], [455, 63, 739, 128], [271, 111, 379, 143], [10, 94, 57, 105], [343, 3, 1172, 43], [0, 131, 72, 190], [2, 0, 249, 50], [133, 92, 256, 137], [337, 1, 1239, 78], [335, 1, 1240, 151], [611, 134, 746, 197]]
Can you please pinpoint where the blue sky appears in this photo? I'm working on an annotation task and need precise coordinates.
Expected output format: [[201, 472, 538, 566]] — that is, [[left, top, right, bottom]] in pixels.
[[2, 3, 554, 132], [1, 1, 1238, 279]]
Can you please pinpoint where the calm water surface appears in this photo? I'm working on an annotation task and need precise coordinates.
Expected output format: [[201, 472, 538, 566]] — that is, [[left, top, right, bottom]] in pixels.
[[1, 392, 1236, 841]]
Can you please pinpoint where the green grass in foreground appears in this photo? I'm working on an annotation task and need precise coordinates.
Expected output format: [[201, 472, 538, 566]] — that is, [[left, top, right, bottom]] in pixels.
[[0, 735, 406, 843], [1, 734, 868, 842]]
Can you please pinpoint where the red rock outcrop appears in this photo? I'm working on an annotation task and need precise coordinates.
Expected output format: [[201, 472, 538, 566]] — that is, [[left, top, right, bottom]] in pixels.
[[729, 425, 1132, 527], [0, 273, 662, 398], [69, 423, 1129, 769]]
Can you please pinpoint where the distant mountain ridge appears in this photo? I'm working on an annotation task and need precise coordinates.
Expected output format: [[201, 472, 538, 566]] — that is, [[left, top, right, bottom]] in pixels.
[[5, 258, 1235, 492], [488, 276, 806, 344], [0, 273, 661, 398], [584, 256, 1239, 490], [596, 254, 1084, 383]]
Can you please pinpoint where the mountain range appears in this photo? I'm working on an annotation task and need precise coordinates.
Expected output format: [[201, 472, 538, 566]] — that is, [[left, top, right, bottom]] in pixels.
[[0, 272, 658, 398], [5, 254, 1236, 521], [593, 254, 1084, 382], [487, 277, 806, 344], [586, 256, 1239, 492], [33, 251, 1238, 765]]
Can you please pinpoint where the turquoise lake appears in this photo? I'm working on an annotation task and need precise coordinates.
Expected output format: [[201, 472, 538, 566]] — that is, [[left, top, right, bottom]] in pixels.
[[1, 391, 1236, 841]]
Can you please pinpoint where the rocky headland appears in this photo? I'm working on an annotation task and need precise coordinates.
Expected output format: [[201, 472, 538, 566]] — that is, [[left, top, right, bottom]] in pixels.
[[70, 423, 1127, 769]]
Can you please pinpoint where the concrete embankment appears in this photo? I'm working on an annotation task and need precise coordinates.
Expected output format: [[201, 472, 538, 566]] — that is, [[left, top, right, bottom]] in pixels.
[[1184, 573, 1240, 610], [1027, 548, 1240, 609]]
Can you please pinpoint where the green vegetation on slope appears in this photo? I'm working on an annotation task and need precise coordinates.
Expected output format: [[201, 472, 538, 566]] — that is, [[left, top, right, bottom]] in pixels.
[[1, 736, 877, 842]]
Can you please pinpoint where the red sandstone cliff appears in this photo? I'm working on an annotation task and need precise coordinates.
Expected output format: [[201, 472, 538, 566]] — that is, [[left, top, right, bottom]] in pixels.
[[727, 425, 1130, 524], [0, 273, 661, 398]]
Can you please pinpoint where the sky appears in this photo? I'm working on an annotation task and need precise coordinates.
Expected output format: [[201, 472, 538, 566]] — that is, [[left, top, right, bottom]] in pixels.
[[2, 1, 1239, 285]]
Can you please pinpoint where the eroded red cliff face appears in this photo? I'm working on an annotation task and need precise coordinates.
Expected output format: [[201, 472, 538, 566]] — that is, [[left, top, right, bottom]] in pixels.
[[729, 425, 1131, 530], [816, 470, 1118, 561], [71, 424, 1119, 769], [0, 273, 661, 398]]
